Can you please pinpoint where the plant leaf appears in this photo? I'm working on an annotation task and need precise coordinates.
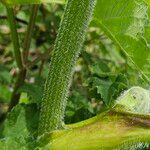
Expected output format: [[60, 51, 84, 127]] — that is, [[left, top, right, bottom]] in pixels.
[[0, 65, 11, 84], [19, 83, 44, 104], [144, 0, 150, 46], [90, 74, 128, 106], [0, 104, 39, 149], [93, 0, 150, 82], [1, 0, 66, 6], [115, 86, 150, 114]]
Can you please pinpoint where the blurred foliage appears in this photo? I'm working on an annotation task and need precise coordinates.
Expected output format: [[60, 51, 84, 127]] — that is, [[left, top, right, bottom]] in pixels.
[[0, 3, 149, 124], [0, 104, 39, 149]]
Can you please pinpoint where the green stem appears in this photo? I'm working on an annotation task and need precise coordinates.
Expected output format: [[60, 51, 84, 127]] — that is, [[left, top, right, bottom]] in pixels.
[[22, 5, 39, 65], [7, 7, 23, 70], [6, 7, 25, 111], [7, 6, 39, 111], [39, 0, 96, 135], [9, 69, 26, 111]]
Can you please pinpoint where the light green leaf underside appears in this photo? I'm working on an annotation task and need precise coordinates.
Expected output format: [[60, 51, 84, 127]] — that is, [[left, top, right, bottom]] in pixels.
[[93, 0, 150, 82], [115, 86, 150, 115], [1, 0, 65, 6]]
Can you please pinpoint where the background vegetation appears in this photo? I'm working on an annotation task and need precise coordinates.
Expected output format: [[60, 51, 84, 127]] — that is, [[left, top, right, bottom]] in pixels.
[[0, 0, 150, 149], [0, 3, 149, 124]]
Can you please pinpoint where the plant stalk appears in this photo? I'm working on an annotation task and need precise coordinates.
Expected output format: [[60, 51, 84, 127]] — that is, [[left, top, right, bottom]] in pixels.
[[39, 0, 96, 135], [22, 5, 39, 65], [6, 7, 24, 111], [7, 7, 23, 70], [7, 6, 39, 111]]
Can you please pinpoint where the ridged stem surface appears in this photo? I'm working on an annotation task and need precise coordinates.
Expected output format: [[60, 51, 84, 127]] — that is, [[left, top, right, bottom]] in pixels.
[[39, 0, 96, 134]]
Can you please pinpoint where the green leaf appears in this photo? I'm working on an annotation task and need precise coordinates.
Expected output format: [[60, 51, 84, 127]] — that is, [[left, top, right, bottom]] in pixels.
[[145, 21, 150, 45], [0, 104, 39, 149], [90, 74, 128, 106], [107, 74, 128, 105], [89, 62, 111, 77], [115, 86, 150, 115], [93, 0, 150, 82], [65, 91, 94, 124], [1, 0, 66, 6], [144, 0, 150, 45], [91, 77, 112, 104], [0, 85, 11, 103], [0, 65, 11, 84], [3, 104, 38, 137], [0, 138, 28, 150], [145, 0, 150, 15], [19, 82, 44, 104]]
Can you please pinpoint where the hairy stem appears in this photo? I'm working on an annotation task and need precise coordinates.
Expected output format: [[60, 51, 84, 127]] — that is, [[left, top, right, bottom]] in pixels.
[[39, 0, 96, 134]]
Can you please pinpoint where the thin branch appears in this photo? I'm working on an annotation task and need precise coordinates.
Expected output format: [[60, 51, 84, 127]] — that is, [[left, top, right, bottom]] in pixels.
[[6, 7, 25, 111], [9, 69, 26, 111], [39, 60, 45, 76], [22, 5, 39, 65], [6, 7, 23, 70], [7, 6, 39, 111]]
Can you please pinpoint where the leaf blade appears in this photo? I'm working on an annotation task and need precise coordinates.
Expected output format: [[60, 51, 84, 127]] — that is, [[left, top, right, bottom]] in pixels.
[[93, 0, 150, 82]]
